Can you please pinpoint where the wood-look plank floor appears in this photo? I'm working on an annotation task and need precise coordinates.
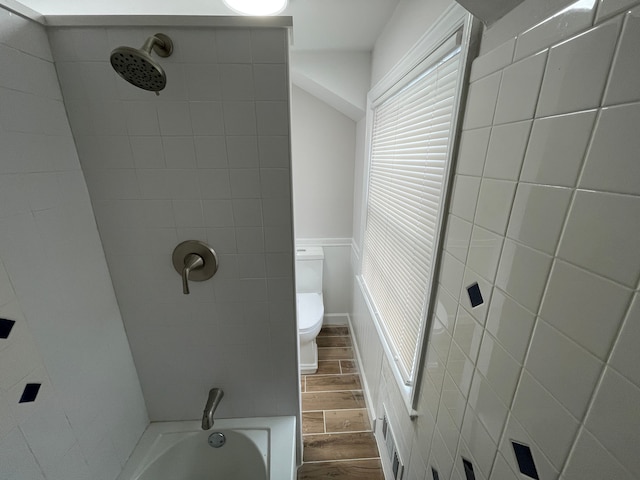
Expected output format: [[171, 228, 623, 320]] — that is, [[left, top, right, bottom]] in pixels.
[[298, 325, 383, 479]]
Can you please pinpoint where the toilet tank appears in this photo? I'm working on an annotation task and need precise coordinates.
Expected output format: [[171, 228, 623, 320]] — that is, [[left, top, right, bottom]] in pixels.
[[295, 246, 324, 294]]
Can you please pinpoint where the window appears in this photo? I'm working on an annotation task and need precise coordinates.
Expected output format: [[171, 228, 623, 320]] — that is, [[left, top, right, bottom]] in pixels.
[[359, 13, 471, 398]]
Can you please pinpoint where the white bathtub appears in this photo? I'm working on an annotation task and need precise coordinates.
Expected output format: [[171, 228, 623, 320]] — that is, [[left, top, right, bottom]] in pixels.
[[117, 416, 297, 480]]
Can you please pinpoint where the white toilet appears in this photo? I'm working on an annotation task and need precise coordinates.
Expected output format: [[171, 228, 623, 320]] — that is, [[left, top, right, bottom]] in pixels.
[[296, 246, 325, 374]]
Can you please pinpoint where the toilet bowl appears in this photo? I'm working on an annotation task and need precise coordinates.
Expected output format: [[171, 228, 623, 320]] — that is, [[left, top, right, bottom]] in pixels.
[[295, 246, 325, 374], [297, 292, 324, 374]]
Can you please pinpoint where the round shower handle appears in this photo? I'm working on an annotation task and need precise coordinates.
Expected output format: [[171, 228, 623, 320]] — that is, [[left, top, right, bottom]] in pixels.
[[172, 241, 219, 295]]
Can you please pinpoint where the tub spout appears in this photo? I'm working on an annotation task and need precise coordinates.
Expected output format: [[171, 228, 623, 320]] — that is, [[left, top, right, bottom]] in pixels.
[[202, 388, 224, 430]]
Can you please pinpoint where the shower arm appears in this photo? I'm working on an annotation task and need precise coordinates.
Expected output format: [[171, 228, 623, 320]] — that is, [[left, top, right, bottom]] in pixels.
[[140, 34, 172, 57]]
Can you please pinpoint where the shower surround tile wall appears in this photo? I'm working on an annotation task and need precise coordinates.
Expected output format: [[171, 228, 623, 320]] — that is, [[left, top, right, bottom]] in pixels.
[[0, 7, 148, 480], [351, 1, 640, 479], [48, 24, 299, 423]]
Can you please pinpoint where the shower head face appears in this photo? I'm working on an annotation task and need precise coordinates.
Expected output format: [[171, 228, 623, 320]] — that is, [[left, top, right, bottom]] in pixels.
[[110, 47, 167, 92]]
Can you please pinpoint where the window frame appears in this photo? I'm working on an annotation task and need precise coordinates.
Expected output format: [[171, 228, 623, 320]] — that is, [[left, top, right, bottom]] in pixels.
[[356, 4, 478, 414]]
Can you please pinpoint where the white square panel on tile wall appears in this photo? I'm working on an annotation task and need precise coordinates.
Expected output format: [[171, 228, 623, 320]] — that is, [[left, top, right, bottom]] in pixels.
[[485, 289, 536, 363], [525, 319, 603, 419], [456, 127, 491, 176], [462, 71, 502, 129], [483, 120, 531, 180], [585, 367, 640, 475], [609, 294, 640, 388], [475, 333, 521, 407], [450, 175, 481, 222], [511, 372, 580, 470], [493, 49, 547, 125], [604, 6, 640, 105], [536, 18, 622, 117], [557, 190, 640, 287], [563, 428, 636, 480], [466, 225, 504, 282], [506, 183, 572, 254], [474, 178, 517, 235], [580, 103, 640, 195], [520, 109, 597, 187], [495, 240, 552, 313], [467, 372, 509, 444]]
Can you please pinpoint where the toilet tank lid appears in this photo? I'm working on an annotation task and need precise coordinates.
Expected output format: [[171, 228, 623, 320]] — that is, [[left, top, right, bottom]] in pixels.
[[295, 246, 324, 260]]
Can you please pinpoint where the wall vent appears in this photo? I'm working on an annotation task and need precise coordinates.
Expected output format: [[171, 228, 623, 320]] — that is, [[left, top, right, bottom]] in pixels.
[[381, 406, 405, 480]]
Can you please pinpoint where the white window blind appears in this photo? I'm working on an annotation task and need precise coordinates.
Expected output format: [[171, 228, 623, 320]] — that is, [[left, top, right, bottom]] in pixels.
[[361, 40, 461, 383]]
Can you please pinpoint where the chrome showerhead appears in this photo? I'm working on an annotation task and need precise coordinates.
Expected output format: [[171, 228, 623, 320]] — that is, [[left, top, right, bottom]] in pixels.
[[110, 33, 173, 94]]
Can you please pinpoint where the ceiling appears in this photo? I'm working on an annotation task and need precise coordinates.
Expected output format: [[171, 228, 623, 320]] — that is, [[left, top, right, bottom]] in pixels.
[[16, 0, 400, 51]]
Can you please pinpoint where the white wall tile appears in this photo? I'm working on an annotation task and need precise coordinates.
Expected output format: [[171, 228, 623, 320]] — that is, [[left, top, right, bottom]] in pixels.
[[537, 19, 622, 117], [258, 135, 290, 168], [222, 101, 257, 135], [526, 319, 603, 419], [467, 225, 504, 282], [194, 136, 228, 168], [256, 101, 290, 135], [476, 333, 521, 406], [585, 367, 640, 474], [507, 184, 572, 254], [609, 294, 640, 387], [521, 109, 597, 187], [229, 168, 261, 198], [157, 101, 193, 135], [474, 178, 517, 235], [226, 136, 259, 168], [483, 120, 531, 180], [558, 190, 640, 287], [0, 428, 46, 480], [467, 373, 509, 444], [595, 0, 639, 23], [463, 71, 502, 129], [514, 0, 597, 61], [253, 64, 288, 100], [469, 37, 515, 82], [453, 307, 484, 362], [563, 428, 636, 480], [162, 136, 196, 168], [541, 260, 632, 359], [449, 175, 481, 222], [486, 289, 536, 363], [494, 50, 547, 125], [251, 29, 287, 63], [499, 414, 560, 480], [186, 64, 221, 100], [444, 214, 473, 262], [189, 101, 225, 135], [604, 6, 640, 105], [456, 127, 490, 176], [496, 240, 552, 313], [512, 372, 580, 470], [220, 64, 255, 101], [130, 136, 166, 169], [439, 252, 465, 298], [216, 29, 252, 63], [580, 104, 640, 195]]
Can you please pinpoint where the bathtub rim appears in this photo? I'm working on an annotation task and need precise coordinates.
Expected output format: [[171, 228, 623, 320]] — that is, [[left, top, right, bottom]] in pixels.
[[117, 415, 296, 480]]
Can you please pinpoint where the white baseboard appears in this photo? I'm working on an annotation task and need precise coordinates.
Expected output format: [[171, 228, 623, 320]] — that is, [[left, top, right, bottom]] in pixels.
[[323, 313, 349, 325], [347, 314, 378, 434]]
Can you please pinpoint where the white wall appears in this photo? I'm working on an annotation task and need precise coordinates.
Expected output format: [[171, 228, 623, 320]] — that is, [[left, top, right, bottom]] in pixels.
[[290, 51, 371, 120], [47, 25, 300, 425], [291, 85, 356, 240], [370, 0, 454, 86], [0, 8, 148, 480], [351, 0, 640, 479], [290, 85, 356, 317]]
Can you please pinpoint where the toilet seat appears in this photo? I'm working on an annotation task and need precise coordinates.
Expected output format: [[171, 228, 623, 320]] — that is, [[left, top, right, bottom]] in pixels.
[[297, 292, 324, 337]]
